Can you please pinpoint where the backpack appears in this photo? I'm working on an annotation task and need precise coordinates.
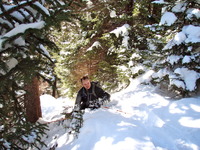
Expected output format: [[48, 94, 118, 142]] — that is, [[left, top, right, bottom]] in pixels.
[[91, 81, 101, 98]]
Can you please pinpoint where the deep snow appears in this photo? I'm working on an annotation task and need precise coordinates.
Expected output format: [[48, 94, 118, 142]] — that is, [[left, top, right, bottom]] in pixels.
[[39, 76, 200, 150]]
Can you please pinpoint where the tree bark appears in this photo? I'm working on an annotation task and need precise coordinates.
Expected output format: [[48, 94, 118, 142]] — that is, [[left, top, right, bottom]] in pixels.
[[52, 76, 58, 98], [24, 76, 42, 123], [125, 0, 134, 16]]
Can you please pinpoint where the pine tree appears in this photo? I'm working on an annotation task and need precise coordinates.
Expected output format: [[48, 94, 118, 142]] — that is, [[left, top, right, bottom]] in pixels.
[[149, 0, 200, 98], [52, 0, 159, 97], [68, 109, 84, 138], [0, 0, 77, 149]]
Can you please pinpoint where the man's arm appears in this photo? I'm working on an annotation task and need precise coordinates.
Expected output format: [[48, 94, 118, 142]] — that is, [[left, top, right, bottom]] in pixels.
[[95, 86, 110, 102]]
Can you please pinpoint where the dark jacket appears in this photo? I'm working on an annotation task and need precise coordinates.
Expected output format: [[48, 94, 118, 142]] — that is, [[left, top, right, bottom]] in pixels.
[[75, 82, 110, 110]]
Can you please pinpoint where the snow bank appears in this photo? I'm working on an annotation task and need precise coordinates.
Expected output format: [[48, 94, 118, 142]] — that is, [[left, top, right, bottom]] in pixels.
[[40, 94, 73, 122], [40, 76, 200, 150]]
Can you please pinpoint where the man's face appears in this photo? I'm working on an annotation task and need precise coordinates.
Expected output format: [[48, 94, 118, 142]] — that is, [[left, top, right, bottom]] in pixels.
[[82, 79, 91, 90]]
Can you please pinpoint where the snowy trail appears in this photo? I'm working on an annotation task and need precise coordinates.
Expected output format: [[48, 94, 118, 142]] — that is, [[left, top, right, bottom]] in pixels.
[[66, 108, 157, 150], [40, 79, 200, 150], [65, 84, 200, 150]]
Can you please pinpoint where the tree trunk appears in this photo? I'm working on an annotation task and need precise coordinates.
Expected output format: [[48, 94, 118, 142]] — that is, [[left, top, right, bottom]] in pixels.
[[125, 0, 134, 25], [24, 76, 42, 123], [52, 76, 57, 98], [125, 0, 134, 16]]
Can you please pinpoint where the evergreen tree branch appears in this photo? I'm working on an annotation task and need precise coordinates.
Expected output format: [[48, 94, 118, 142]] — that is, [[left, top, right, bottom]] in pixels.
[[0, 0, 39, 18]]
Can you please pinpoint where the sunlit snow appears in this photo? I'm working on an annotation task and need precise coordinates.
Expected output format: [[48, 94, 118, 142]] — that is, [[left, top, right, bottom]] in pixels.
[[39, 75, 200, 150]]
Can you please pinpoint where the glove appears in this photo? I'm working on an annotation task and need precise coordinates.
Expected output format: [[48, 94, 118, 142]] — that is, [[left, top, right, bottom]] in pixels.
[[99, 96, 110, 106]]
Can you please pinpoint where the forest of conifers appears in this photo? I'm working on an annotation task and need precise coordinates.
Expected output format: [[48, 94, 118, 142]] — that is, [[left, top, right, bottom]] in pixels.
[[0, 0, 199, 149]]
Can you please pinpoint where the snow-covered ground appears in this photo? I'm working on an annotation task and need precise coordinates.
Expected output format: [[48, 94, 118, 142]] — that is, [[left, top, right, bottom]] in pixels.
[[39, 77, 200, 150]]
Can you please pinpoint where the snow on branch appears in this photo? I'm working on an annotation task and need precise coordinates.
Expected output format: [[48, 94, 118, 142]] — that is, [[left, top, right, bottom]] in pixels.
[[0, 21, 45, 51], [0, 0, 48, 18]]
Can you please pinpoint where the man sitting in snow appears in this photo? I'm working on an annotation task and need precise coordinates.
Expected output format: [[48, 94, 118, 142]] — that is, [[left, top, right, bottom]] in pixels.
[[67, 76, 110, 137], [75, 76, 110, 110]]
